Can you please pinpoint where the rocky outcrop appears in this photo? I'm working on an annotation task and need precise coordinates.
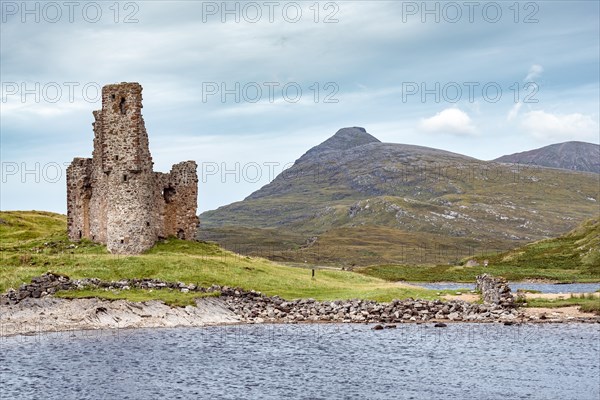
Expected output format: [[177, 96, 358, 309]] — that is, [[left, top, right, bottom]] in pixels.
[[476, 274, 515, 308]]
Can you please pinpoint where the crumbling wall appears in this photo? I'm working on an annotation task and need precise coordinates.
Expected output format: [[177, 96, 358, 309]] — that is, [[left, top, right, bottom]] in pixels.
[[166, 161, 199, 240], [66, 82, 199, 254], [87, 109, 108, 244], [476, 274, 515, 308], [154, 161, 199, 240], [66, 158, 93, 241]]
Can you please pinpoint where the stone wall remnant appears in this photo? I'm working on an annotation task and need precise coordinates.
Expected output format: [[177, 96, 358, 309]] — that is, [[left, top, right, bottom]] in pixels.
[[476, 274, 515, 308]]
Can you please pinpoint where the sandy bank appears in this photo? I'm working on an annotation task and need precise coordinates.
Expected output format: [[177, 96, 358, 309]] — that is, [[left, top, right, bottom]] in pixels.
[[524, 292, 600, 300], [523, 306, 596, 319]]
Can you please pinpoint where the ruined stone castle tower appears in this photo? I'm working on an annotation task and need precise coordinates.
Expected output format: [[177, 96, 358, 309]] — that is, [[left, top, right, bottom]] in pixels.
[[67, 82, 199, 254]]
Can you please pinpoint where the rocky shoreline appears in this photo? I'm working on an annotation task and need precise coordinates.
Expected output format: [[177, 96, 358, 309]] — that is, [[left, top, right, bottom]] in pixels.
[[1, 273, 598, 337]]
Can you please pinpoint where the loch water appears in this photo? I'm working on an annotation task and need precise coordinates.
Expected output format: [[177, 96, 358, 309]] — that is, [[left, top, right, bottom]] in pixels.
[[1, 323, 599, 399]]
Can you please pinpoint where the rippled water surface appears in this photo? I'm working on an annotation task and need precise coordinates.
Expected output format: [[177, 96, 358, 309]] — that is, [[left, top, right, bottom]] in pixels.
[[417, 282, 600, 293], [1, 323, 599, 400]]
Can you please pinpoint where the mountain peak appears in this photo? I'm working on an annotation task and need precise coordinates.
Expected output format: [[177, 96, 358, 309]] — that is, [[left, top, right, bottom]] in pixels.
[[305, 127, 381, 157], [495, 141, 599, 173]]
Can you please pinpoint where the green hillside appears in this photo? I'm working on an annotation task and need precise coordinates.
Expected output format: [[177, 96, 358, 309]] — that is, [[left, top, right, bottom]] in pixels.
[[489, 217, 599, 271], [359, 217, 600, 283]]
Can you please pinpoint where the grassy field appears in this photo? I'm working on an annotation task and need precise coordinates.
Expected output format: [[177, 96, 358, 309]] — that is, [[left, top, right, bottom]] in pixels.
[[358, 217, 600, 283], [0, 211, 439, 305]]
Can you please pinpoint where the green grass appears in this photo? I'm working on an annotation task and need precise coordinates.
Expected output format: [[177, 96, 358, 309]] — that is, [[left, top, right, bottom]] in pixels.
[[358, 217, 600, 283], [0, 210, 69, 245], [579, 302, 600, 314], [0, 211, 439, 304]]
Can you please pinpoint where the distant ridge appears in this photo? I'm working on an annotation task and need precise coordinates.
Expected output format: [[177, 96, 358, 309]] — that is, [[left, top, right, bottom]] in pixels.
[[494, 141, 600, 173]]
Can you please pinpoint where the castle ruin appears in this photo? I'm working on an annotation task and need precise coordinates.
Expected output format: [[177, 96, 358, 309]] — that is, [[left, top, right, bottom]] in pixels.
[[67, 82, 199, 254]]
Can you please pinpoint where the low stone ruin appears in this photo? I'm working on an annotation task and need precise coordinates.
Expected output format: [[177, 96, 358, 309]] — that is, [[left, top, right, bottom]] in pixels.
[[4, 273, 599, 325], [1, 273, 72, 303], [2, 273, 522, 323], [476, 274, 515, 308]]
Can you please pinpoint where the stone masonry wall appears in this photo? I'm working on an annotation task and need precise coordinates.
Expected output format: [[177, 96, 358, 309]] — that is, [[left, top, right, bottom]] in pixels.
[[165, 161, 199, 240], [66, 158, 93, 240], [476, 274, 515, 308], [102, 83, 157, 254], [88, 109, 108, 244], [66, 82, 199, 254]]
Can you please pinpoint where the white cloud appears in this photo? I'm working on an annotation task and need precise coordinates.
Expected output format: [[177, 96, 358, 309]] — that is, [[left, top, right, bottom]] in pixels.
[[418, 108, 477, 136], [507, 102, 523, 121], [524, 64, 543, 81], [521, 110, 599, 141]]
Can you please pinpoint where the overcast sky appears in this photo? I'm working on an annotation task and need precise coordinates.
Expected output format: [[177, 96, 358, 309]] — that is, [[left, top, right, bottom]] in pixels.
[[1, 1, 599, 214]]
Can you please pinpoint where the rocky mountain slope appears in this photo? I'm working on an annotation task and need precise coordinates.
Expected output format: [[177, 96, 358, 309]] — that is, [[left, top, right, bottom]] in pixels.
[[199, 128, 599, 266], [494, 141, 599, 173]]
